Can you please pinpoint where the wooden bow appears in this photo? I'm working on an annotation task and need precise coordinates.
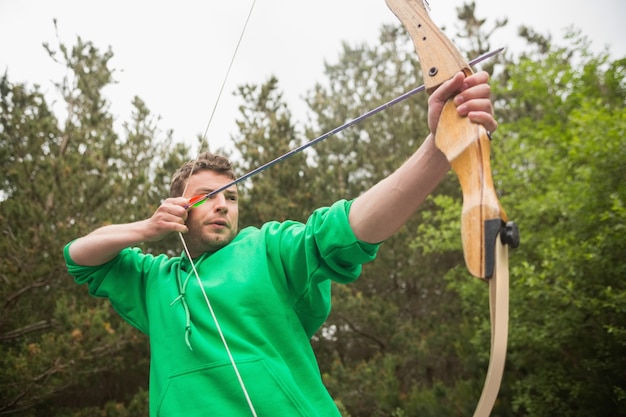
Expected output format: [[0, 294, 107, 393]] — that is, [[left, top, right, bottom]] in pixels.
[[384, 1, 519, 416]]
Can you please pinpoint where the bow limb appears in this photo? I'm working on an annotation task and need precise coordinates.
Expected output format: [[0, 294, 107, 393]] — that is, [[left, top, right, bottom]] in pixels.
[[385, 1, 519, 416], [385, 0, 470, 92]]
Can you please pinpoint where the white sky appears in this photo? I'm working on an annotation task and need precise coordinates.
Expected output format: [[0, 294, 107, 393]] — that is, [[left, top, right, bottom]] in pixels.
[[1, 0, 624, 153]]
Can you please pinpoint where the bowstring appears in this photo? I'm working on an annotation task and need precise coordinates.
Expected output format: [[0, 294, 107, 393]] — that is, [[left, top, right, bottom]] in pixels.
[[178, 1, 258, 415]]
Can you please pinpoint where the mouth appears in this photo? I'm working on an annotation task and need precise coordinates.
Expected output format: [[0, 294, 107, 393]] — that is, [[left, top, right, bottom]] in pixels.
[[208, 219, 229, 228]]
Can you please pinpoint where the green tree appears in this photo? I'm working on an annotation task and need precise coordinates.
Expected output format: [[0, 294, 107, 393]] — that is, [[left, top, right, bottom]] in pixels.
[[232, 76, 315, 226], [497, 31, 626, 416], [0, 35, 184, 416]]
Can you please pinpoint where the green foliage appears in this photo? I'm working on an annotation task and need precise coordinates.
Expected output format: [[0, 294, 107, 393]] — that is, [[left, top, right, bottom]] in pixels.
[[0, 36, 181, 416], [232, 76, 316, 225]]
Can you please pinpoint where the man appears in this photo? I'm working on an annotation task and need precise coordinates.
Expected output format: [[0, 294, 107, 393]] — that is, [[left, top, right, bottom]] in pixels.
[[64, 71, 498, 416]]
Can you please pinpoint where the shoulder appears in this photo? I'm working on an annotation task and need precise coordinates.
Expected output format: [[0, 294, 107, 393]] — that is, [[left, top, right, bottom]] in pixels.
[[241, 199, 354, 237]]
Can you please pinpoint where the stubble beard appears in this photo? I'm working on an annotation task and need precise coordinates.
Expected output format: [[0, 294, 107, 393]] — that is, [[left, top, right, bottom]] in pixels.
[[185, 225, 238, 258]]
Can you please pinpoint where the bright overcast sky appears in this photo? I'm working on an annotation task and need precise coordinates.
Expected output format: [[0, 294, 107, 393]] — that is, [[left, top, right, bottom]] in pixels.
[[1, 0, 624, 153]]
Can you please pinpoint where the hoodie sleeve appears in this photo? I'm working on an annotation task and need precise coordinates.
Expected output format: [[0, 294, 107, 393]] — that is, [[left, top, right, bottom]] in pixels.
[[264, 199, 380, 336], [63, 244, 156, 334]]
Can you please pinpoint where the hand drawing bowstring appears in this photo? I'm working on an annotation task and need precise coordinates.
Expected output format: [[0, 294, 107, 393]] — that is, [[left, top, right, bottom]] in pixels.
[[175, 3, 503, 415]]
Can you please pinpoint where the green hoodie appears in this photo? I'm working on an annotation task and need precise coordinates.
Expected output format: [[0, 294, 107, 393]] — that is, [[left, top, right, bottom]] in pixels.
[[64, 200, 379, 416]]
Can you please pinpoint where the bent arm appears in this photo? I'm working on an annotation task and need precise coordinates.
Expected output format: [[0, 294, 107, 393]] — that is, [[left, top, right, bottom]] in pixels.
[[349, 135, 449, 243], [68, 197, 190, 266], [68, 220, 153, 266]]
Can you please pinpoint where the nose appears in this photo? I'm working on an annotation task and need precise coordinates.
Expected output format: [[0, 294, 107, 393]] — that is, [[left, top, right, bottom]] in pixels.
[[213, 193, 228, 213]]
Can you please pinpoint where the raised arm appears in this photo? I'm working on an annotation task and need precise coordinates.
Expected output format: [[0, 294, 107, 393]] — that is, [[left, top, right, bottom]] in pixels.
[[68, 197, 190, 266], [349, 71, 497, 243]]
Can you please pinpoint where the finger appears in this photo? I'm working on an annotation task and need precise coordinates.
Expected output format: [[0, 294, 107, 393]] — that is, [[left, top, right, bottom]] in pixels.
[[163, 209, 188, 223], [145, 213, 188, 242], [160, 199, 189, 215], [162, 196, 190, 208], [171, 223, 189, 234], [153, 205, 188, 228], [155, 214, 188, 230], [430, 71, 466, 104], [467, 111, 499, 133], [454, 84, 492, 107], [456, 97, 494, 118], [169, 205, 189, 220], [460, 71, 490, 90]]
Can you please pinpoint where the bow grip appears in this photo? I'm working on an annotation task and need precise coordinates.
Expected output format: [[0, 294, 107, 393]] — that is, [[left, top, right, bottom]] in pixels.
[[435, 100, 508, 279]]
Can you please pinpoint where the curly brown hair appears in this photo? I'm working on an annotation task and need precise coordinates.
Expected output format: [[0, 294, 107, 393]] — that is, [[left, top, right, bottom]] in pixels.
[[169, 152, 236, 198]]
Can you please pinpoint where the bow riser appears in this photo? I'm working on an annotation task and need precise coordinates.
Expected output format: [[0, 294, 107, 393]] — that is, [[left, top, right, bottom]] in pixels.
[[435, 102, 508, 279], [386, 0, 509, 279]]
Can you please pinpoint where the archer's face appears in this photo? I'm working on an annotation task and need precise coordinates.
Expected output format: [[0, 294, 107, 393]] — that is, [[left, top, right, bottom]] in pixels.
[[183, 170, 239, 257]]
